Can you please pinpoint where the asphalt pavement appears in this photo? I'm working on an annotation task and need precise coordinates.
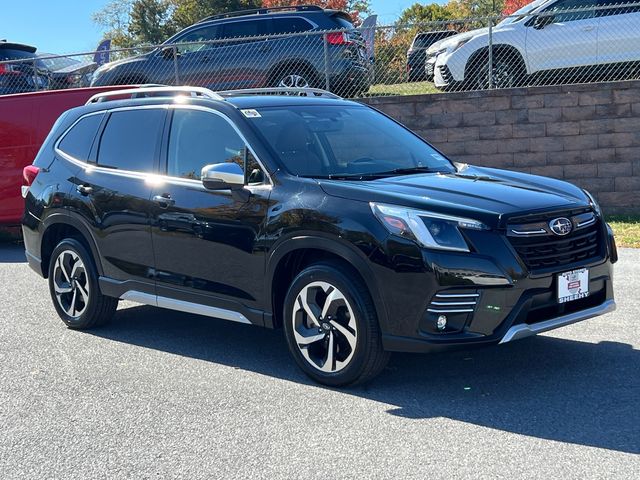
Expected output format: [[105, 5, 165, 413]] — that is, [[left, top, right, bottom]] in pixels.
[[0, 243, 638, 479]]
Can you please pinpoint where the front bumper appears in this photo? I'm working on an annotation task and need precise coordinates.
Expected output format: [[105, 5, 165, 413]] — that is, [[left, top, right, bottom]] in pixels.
[[373, 221, 617, 353], [499, 299, 615, 344]]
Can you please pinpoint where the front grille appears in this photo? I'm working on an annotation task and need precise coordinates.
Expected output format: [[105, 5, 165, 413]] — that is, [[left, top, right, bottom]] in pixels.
[[507, 211, 603, 272]]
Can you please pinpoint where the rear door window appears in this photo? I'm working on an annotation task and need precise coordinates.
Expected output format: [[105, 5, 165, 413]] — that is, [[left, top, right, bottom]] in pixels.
[[222, 19, 268, 38], [96, 109, 165, 172], [57, 113, 104, 161]]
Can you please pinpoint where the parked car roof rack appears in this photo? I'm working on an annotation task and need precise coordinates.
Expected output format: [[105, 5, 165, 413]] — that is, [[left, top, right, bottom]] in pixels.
[[198, 5, 323, 23], [218, 87, 343, 99], [85, 86, 224, 104]]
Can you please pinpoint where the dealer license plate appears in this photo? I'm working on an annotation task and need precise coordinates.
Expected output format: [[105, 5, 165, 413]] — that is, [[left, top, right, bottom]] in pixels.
[[557, 268, 589, 304]]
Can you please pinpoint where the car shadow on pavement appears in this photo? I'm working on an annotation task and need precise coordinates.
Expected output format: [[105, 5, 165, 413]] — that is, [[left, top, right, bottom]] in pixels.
[[0, 243, 26, 263], [93, 304, 639, 455]]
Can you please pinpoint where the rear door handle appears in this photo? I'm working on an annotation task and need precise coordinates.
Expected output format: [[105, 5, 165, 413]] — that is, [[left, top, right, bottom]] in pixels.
[[76, 185, 93, 195], [582, 25, 595, 31], [153, 194, 175, 208]]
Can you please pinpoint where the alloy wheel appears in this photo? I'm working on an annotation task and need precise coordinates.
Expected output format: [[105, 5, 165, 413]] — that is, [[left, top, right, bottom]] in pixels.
[[292, 281, 358, 373], [278, 74, 310, 89], [52, 250, 90, 319]]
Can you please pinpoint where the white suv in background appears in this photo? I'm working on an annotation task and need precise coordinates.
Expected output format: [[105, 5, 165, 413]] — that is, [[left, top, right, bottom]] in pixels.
[[428, 0, 640, 90]]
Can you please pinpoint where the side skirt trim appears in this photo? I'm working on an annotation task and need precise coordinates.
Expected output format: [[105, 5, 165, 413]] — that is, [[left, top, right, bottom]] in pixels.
[[120, 290, 252, 325]]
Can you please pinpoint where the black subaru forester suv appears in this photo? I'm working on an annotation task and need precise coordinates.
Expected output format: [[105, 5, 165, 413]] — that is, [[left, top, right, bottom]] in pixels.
[[22, 86, 617, 386]]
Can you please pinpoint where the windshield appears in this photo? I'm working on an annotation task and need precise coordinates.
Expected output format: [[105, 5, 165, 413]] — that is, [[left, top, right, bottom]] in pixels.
[[498, 0, 551, 25], [246, 105, 455, 178]]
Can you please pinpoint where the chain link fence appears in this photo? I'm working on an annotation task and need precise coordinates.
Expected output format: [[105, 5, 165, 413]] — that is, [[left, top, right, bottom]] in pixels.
[[1, 3, 640, 98]]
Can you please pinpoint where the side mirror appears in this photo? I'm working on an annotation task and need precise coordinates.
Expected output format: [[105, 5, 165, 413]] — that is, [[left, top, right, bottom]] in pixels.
[[201, 162, 244, 190], [533, 14, 554, 30], [161, 46, 175, 59]]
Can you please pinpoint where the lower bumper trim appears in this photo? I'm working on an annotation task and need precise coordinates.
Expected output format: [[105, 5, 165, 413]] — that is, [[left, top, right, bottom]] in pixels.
[[499, 299, 616, 344]]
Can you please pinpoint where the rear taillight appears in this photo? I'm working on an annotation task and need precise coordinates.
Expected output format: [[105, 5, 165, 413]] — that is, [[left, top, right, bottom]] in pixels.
[[23, 165, 40, 186], [0, 63, 21, 75], [326, 32, 352, 45]]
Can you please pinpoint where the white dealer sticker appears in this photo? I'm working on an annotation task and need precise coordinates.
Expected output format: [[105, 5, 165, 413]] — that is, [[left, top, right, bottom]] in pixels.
[[241, 109, 262, 118], [557, 268, 590, 304]]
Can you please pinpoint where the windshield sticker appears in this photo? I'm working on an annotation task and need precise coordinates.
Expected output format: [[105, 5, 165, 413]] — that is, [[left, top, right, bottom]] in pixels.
[[241, 109, 262, 118]]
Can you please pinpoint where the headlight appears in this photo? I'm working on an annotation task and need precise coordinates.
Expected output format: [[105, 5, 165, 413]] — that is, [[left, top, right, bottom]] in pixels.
[[370, 203, 488, 252], [583, 189, 602, 216]]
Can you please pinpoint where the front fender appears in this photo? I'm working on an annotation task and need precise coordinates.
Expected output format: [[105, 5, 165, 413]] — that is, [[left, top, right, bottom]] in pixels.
[[265, 233, 390, 333]]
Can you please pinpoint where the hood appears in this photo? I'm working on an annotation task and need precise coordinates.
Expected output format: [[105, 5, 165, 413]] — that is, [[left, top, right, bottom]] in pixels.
[[318, 165, 590, 229], [427, 28, 489, 54], [92, 53, 150, 79]]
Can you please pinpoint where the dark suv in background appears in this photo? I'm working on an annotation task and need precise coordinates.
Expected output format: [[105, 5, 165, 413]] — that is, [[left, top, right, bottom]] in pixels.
[[22, 86, 616, 386], [407, 30, 457, 81], [0, 41, 49, 94], [91, 5, 371, 97]]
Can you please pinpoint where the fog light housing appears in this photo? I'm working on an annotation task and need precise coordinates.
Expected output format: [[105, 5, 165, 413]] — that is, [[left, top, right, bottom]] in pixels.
[[437, 315, 447, 331]]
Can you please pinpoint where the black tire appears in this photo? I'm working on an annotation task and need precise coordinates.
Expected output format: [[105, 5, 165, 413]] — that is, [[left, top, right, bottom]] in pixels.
[[283, 261, 389, 387], [48, 238, 117, 329], [470, 51, 526, 90]]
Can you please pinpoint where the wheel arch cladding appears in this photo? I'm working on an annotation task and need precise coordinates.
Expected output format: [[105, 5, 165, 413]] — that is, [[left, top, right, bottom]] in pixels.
[[267, 237, 388, 332], [41, 216, 103, 278]]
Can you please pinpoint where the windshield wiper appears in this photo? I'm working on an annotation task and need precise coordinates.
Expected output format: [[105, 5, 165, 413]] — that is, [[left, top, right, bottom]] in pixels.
[[371, 166, 451, 176], [300, 167, 451, 181]]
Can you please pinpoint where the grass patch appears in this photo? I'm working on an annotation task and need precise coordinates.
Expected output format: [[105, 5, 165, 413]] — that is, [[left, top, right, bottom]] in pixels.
[[606, 215, 640, 248], [367, 80, 440, 97]]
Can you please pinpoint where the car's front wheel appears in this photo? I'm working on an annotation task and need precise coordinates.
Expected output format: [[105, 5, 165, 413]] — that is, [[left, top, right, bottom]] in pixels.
[[48, 238, 117, 329], [283, 262, 389, 386]]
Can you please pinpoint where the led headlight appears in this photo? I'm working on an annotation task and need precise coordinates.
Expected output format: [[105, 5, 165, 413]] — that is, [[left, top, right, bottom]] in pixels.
[[370, 203, 487, 252], [583, 189, 602, 216]]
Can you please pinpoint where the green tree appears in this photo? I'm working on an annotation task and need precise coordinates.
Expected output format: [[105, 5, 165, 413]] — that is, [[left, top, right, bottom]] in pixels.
[[128, 0, 175, 45], [463, 0, 505, 17], [397, 3, 455, 26], [171, 0, 261, 31], [92, 0, 136, 48]]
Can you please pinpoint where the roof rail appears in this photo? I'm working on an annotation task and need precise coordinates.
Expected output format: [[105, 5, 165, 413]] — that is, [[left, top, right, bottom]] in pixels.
[[198, 5, 323, 23], [85, 86, 224, 105], [218, 87, 343, 100]]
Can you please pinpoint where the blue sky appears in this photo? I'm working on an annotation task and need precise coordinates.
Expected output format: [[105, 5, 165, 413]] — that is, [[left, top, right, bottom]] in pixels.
[[2, 0, 422, 54]]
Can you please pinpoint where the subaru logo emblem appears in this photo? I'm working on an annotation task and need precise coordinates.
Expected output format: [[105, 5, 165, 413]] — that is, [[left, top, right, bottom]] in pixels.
[[549, 217, 573, 236]]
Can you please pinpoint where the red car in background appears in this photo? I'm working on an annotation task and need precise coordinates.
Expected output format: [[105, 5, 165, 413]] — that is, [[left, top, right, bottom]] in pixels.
[[0, 86, 131, 226]]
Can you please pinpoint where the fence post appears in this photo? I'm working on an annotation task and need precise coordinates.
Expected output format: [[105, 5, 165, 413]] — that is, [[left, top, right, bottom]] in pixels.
[[172, 46, 179, 85], [488, 18, 494, 89], [323, 32, 330, 91], [32, 59, 39, 91]]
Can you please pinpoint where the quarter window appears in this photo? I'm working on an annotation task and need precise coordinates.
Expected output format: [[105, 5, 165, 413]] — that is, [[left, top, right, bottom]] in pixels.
[[96, 109, 165, 172], [271, 18, 314, 34], [58, 113, 104, 161], [167, 109, 251, 181]]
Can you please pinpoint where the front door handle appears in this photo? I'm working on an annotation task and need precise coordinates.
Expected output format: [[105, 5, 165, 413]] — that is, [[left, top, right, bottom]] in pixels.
[[76, 185, 93, 195], [582, 25, 595, 32], [153, 194, 175, 208]]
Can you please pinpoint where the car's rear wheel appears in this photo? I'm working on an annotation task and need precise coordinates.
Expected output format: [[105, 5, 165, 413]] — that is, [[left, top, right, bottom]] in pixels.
[[48, 238, 117, 329], [283, 262, 389, 386], [272, 66, 319, 90]]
